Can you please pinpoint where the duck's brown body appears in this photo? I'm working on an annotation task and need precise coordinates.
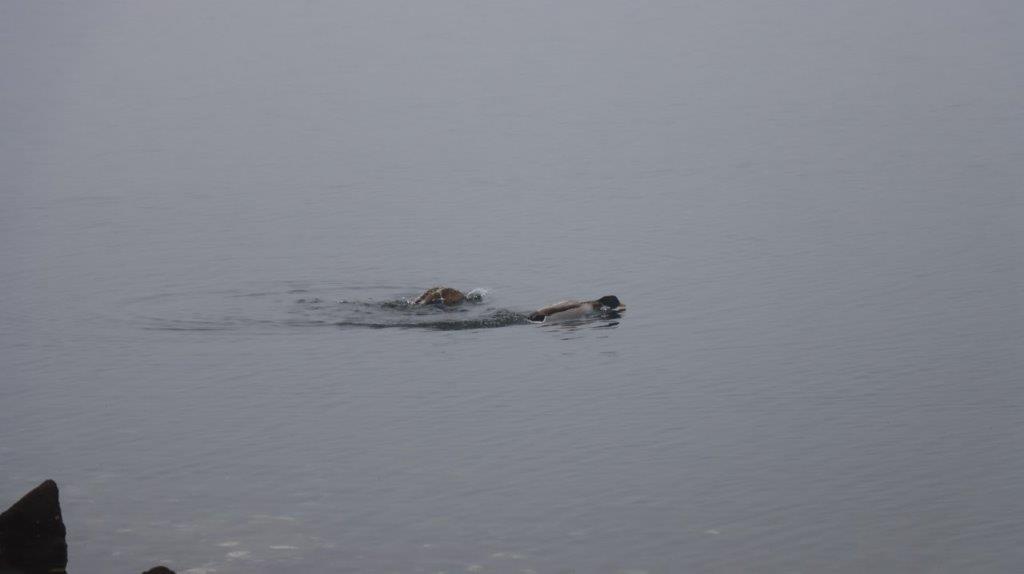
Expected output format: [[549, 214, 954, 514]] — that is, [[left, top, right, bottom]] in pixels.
[[412, 287, 466, 306]]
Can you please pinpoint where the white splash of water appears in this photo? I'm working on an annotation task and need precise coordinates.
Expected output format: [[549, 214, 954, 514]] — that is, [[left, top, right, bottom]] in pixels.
[[466, 288, 489, 301]]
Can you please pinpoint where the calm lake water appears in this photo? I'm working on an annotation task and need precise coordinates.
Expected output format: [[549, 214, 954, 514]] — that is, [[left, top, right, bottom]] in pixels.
[[2, 1, 1022, 572]]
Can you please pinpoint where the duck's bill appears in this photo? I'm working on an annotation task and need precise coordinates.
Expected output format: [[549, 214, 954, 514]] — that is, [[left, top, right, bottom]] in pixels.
[[601, 305, 626, 313]]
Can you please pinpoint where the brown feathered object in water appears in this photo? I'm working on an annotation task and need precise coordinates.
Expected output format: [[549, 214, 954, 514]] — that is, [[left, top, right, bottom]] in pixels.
[[412, 287, 467, 306]]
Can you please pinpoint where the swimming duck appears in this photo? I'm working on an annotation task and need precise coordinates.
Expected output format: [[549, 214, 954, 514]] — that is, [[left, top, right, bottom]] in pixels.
[[528, 295, 625, 323], [412, 287, 467, 306]]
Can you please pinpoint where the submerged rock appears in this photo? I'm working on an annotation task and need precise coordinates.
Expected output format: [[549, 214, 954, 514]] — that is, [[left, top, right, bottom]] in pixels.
[[0, 479, 68, 574]]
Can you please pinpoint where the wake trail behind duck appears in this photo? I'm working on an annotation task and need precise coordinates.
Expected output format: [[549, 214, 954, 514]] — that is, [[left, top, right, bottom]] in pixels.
[[334, 309, 531, 331]]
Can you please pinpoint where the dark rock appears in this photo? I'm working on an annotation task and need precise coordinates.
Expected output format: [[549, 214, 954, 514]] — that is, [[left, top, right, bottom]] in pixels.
[[0, 479, 68, 574], [142, 567, 176, 574]]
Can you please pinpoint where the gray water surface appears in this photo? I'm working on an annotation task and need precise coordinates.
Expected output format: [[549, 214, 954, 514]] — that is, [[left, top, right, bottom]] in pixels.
[[2, 1, 1022, 572]]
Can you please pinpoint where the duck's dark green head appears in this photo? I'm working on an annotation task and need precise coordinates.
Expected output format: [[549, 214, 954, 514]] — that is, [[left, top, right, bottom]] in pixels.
[[597, 295, 624, 311]]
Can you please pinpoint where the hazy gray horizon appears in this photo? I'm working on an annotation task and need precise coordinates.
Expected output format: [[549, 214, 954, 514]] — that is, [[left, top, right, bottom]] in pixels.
[[2, 1, 1022, 572]]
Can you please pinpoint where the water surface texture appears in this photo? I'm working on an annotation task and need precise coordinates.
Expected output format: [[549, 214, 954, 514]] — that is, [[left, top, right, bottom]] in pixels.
[[2, 1, 1022, 573]]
